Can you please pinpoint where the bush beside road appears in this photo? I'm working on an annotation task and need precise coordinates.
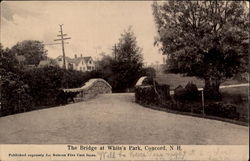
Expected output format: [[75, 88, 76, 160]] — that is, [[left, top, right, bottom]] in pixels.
[[136, 75, 249, 123]]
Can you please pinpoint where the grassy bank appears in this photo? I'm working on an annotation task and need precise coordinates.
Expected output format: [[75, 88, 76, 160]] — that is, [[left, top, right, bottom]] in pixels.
[[155, 73, 246, 89]]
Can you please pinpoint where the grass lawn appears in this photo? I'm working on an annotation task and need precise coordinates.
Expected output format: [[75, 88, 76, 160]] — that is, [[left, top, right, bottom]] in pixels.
[[220, 87, 249, 122], [155, 73, 246, 90]]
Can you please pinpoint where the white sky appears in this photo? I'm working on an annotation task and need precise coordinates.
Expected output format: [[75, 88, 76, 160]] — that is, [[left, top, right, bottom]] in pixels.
[[0, 1, 164, 64]]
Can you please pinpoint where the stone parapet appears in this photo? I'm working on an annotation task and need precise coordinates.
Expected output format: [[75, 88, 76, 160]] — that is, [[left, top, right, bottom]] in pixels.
[[63, 78, 112, 102]]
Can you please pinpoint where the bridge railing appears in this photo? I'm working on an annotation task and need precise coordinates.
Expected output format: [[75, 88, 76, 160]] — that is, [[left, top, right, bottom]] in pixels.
[[63, 78, 112, 102]]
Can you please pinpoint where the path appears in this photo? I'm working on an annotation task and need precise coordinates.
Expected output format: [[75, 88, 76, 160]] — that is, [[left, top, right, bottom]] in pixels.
[[0, 93, 248, 144]]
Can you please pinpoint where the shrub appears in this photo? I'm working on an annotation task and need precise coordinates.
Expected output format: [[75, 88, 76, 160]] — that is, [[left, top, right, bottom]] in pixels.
[[135, 82, 171, 108], [185, 82, 199, 101], [22, 66, 64, 107], [100, 59, 143, 93], [171, 102, 192, 112], [135, 86, 159, 105], [205, 103, 239, 119], [20, 66, 102, 109], [174, 85, 188, 102], [174, 82, 200, 102], [135, 79, 243, 122], [0, 72, 33, 116], [0, 44, 105, 116], [204, 87, 222, 101], [156, 83, 171, 101]]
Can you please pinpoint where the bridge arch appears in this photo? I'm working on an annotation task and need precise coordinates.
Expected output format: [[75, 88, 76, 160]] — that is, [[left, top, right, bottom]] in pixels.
[[63, 78, 112, 102]]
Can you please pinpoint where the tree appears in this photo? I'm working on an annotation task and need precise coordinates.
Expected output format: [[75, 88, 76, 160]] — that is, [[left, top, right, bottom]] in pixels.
[[95, 28, 144, 92], [96, 53, 114, 73], [115, 27, 143, 64], [111, 28, 144, 92], [11, 40, 47, 66], [152, 1, 249, 99], [0, 44, 32, 115], [142, 67, 156, 78], [0, 44, 20, 74]]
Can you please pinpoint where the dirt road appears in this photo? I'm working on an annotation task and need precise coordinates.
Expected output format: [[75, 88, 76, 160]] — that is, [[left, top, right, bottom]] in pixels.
[[0, 93, 248, 144]]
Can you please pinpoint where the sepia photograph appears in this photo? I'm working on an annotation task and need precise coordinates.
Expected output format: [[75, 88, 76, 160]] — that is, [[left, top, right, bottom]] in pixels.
[[0, 0, 249, 148]]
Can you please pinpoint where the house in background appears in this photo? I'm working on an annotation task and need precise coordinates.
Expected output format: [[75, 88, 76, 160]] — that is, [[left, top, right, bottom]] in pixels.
[[55, 54, 95, 72]]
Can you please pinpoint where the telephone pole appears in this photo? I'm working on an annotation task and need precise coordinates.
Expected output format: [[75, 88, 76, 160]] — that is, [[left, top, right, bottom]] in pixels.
[[114, 44, 117, 60], [54, 24, 71, 69]]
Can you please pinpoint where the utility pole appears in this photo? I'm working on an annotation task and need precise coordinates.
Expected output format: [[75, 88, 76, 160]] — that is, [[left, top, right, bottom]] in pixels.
[[114, 44, 117, 60], [113, 44, 117, 60], [54, 24, 71, 69]]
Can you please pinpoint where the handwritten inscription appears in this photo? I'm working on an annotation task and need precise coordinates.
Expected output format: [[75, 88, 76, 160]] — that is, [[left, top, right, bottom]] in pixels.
[[95, 145, 183, 160]]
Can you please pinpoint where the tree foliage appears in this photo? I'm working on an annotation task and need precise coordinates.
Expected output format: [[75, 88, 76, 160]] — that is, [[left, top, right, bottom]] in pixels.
[[113, 28, 144, 91], [152, 1, 249, 96], [96, 28, 145, 92], [0, 44, 32, 115], [0, 44, 21, 74], [115, 27, 143, 64], [141, 67, 156, 78], [11, 40, 46, 66]]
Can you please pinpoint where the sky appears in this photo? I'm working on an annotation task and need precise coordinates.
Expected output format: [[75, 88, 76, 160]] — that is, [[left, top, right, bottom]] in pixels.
[[0, 1, 164, 64]]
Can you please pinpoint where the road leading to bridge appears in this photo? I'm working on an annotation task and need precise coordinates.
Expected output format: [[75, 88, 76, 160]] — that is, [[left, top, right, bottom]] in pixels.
[[0, 93, 248, 144]]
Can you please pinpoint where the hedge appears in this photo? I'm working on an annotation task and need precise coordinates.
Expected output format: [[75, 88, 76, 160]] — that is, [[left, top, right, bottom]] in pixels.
[[174, 82, 200, 102], [0, 66, 102, 116], [205, 103, 239, 119], [135, 83, 172, 107], [135, 80, 241, 121], [0, 71, 33, 115]]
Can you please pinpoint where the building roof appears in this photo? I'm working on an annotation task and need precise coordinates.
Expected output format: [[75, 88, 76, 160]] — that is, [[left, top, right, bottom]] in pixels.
[[56, 55, 93, 66], [56, 55, 71, 60], [83, 56, 92, 63], [71, 57, 84, 65]]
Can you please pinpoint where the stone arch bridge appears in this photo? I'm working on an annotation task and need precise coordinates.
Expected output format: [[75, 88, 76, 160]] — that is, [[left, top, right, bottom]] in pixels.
[[63, 78, 112, 102]]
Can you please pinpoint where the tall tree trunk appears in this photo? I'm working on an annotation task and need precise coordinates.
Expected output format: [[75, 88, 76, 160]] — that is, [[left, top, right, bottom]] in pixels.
[[204, 77, 221, 101]]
